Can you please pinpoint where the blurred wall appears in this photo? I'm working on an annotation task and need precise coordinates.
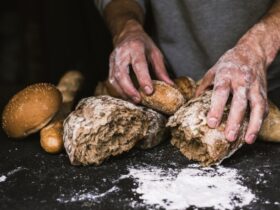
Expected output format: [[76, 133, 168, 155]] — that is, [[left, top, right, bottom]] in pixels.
[[0, 0, 112, 103]]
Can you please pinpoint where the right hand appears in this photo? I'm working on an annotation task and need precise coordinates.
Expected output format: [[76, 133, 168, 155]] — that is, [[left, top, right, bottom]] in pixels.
[[108, 20, 173, 103]]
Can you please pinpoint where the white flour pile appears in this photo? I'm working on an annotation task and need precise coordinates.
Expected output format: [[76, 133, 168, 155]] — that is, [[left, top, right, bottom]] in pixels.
[[124, 164, 256, 210]]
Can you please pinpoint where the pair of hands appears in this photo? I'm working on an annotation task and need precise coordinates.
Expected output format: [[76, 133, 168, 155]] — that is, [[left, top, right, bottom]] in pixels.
[[108, 20, 268, 144]]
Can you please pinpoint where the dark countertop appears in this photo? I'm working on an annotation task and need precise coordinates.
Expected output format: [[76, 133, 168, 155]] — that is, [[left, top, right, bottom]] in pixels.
[[1, 87, 280, 210], [0, 127, 280, 210]]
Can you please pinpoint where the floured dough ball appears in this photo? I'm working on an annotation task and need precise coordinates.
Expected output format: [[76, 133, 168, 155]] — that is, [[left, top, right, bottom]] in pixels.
[[63, 96, 164, 165], [2, 83, 62, 138], [137, 108, 167, 149], [167, 91, 248, 166], [174, 76, 196, 101], [139, 80, 185, 115]]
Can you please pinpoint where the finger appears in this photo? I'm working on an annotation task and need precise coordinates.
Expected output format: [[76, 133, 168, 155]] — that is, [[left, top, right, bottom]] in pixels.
[[131, 49, 153, 95], [149, 47, 174, 85], [195, 69, 215, 97], [225, 87, 248, 142], [115, 60, 141, 103], [107, 78, 127, 99], [207, 79, 230, 128], [109, 53, 127, 99], [245, 94, 267, 144]]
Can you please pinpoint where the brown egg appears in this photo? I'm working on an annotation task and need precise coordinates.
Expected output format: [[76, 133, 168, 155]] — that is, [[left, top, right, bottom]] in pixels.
[[2, 83, 62, 138]]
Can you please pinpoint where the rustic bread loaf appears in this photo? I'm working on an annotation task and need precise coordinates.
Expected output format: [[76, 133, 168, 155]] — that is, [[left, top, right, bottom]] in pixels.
[[167, 91, 248, 166], [139, 80, 185, 115], [174, 76, 196, 101], [259, 100, 280, 142], [2, 83, 62, 138], [63, 96, 167, 165], [136, 108, 167, 149]]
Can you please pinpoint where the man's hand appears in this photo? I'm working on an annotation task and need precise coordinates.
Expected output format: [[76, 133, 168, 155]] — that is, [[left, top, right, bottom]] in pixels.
[[196, 43, 268, 144], [108, 20, 173, 103], [196, 0, 280, 144]]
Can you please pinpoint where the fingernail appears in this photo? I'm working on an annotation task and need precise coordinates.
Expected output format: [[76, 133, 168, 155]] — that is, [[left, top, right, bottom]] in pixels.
[[227, 130, 237, 142], [246, 134, 256, 144], [144, 86, 153, 95], [208, 117, 218, 128], [133, 96, 140, 103]]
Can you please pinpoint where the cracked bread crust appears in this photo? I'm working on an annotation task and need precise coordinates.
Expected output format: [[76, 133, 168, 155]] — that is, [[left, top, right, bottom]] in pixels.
[[63, 96, 167, 165], [167, 91, 248, 166], [137, 108, 167, 149], [139, 80, 185, 115], [63, 96, 150, 165]]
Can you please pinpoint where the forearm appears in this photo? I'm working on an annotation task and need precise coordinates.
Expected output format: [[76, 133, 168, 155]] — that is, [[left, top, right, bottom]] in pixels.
[[237, 0, 280, 67], [104, 0, 145, 44]]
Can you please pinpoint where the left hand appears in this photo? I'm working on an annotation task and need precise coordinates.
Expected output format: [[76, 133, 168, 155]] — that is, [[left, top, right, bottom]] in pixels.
[[196, 43, 269, 144]]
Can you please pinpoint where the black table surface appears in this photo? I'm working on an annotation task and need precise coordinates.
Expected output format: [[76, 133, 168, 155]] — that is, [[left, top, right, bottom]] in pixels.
[[1, 87, 280, 210], [0, 127, 280, 210]]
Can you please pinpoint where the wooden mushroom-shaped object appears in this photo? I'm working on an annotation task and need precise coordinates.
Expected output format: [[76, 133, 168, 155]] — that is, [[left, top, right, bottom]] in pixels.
[[2, 83, 62, 138]]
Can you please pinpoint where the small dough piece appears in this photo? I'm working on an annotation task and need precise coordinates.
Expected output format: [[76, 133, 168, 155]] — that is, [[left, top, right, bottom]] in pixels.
[[174, 76, 196, 101], [63, 96, 152, 165], [137, 108, 167, 149], [259, 100, 280, 142], [167, 91, 248, 166], [139, 80, 185, 115]]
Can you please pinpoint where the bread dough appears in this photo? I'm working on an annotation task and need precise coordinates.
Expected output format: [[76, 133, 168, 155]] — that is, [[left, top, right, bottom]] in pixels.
[[167, 91, 248, 166], [63, 96, 167, 165]]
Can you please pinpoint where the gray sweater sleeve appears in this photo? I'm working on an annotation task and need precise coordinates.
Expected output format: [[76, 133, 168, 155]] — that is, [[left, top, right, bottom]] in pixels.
[[94, 0, 146, 15]]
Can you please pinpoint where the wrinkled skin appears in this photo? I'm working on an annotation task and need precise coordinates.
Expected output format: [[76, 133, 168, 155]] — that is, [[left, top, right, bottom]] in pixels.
[[108, 20, 173, 103], [106, 0, 280, 144], [196, 42, 269, 144]]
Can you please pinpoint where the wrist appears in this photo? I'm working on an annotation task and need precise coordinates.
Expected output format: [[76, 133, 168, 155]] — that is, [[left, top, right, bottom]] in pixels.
[[113, 19, 144, 45], [238, 21, 280, 68]]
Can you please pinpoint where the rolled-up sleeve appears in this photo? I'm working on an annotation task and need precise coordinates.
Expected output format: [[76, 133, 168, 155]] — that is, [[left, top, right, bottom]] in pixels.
[[94, 0, 146, 14]]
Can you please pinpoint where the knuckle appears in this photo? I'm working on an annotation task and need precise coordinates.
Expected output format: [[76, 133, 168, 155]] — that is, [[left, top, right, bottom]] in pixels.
[[130, 40, 143, 49]]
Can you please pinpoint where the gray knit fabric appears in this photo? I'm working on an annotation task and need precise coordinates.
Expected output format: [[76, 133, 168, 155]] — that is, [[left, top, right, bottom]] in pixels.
[[96, 0, 280, 91]]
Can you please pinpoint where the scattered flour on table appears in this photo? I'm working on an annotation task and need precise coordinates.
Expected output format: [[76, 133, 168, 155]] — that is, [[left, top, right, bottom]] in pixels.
[[0, 175, 7, 182], [0, 166, 27, 183], [7, 166, 26, 176], [123, 164, 256, 210], [57, 186, 119, 203]]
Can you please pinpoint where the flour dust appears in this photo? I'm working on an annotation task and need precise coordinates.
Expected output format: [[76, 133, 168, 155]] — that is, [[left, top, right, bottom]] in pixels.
[[122, 164, 256, 210]]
